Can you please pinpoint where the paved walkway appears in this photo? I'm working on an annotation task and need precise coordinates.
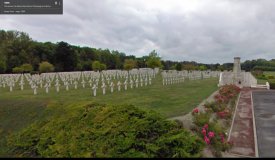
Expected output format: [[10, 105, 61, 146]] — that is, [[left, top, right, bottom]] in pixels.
[[228, 88, 256, 157], [252, 90, 275, 157]]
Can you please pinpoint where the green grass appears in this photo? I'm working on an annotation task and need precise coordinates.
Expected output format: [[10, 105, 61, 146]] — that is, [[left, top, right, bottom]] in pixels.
[[257, 79, 267, 85], [256, 71, 275, 84], [264, 71, 275, 77], [0, 75, 218, 117], [0, 74, 218, 156]]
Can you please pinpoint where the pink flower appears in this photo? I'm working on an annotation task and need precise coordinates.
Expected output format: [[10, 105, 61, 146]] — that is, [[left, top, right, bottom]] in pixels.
[[193, 108, 199, 114], [217, 111, 226, 118], [201, 128, 207, 136], [221, 137, 225, 143], [203, 124, 208, 130], [208, 131, 215, 138], [219, 133, 225, 143], [204, 136, 210, 145]]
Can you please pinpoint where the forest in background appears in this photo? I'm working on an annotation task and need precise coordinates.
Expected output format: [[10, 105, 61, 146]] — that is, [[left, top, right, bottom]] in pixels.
[[0, 30, 275, 74]]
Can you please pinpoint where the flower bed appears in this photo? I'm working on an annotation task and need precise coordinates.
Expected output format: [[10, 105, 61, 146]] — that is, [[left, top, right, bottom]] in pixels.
[[191, 84, 241, 157]]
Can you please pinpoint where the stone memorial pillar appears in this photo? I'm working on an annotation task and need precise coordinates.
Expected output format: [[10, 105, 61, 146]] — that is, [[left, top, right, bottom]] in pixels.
[[233, 57, 242, 86]]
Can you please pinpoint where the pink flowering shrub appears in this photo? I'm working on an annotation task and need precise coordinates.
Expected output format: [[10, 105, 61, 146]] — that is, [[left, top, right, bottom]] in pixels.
[[198, 123, 233, 157], [204, 136, 210, 145], [205, 85, 240, 120], [208, 131, 215, 138], [192, 108, 199, 115], [193, 112, 211, 127], [191, 85, 240, 157], [214, 85, 240, 106], [216, 110, 232, 119], [200, 124, 215, 145]]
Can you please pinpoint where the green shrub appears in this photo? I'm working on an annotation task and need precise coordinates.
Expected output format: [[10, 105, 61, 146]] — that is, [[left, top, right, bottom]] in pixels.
[[12, 67, 24, 73], [92, 61, 101, 71], [193, 112, 211, 127], [257, 74, 267, 80], [0, 60, 6, 73], [192, 85, 239, 157], [267, 75, 275, 79], [21, 64, 33, 73], [204, 102, 226, 113], [268, 79, 275, 89], [252, 70, 266, 80], [200, 123, 232, 157], [12, 64, 33, 73], [39, 61, 55, 73], [100, 63, 107, 71], [124, 59, 137, 70], [7, 103, 204, 158]]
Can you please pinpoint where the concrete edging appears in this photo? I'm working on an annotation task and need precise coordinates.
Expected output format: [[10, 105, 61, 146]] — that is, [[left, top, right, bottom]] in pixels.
[[227, 93, 241, 141], [251, 91, 259, 157]]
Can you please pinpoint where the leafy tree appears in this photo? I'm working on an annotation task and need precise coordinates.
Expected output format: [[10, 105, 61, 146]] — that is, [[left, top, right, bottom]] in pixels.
[[92, 61, 101, 71], [39, 61, 55, 73], [76, 63, 83, 71], [2, 30, 275, 73], [81, 60, 93, 71], [136, 57, 148, 68], [100, 63, 107, 71], [7, 55, 21, 73], [176, 63, 182, 71], [21, 63, 33, 73], [55, 41, 77, 72], [123, 59, 137, 70], [199, 65, 207, 71], [0, 59, 6, 73], [217, 65, 224, 71], [169, 64, 176, 70], [182, 64, 196, 71], [221, 63, 233, 71], [146, 50, 162, 68], [253, 66, 275, 71]]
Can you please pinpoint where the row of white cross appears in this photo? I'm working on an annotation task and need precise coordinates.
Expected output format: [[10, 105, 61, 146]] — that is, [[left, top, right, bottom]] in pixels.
[[0, 68, 159, 96], [161, 70, 220, 85]]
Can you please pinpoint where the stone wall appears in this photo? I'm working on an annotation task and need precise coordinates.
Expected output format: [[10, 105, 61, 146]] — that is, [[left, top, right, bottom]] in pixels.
[[218, 71, 257, 87]]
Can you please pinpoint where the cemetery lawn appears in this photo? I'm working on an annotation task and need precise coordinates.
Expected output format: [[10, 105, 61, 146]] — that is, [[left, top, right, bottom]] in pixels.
[[0, 76, 218, 156], [0, 76, 218, 118]]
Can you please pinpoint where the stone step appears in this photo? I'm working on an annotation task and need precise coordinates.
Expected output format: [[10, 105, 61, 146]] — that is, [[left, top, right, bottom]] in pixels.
[[251, 85, 268, 89]]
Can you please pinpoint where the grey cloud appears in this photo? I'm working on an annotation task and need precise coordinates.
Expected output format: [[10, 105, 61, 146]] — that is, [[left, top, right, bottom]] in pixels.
[[1, 0, 275, 63]]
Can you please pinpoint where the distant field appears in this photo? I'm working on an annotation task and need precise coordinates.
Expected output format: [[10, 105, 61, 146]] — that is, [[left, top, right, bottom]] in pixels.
[[264, 71, 275, 77], [0, 75, 218, 156], [257, 79, 267, 85], [257, 71, 275, 84]]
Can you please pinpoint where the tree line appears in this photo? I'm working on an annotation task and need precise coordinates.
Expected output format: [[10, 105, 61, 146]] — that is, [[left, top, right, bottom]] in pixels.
[[0, 30, 274, 74], [0, 30, 162, 73]]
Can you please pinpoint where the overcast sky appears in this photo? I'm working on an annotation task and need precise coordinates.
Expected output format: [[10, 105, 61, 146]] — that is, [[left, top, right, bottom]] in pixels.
[[1, 0, 275, 64]]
